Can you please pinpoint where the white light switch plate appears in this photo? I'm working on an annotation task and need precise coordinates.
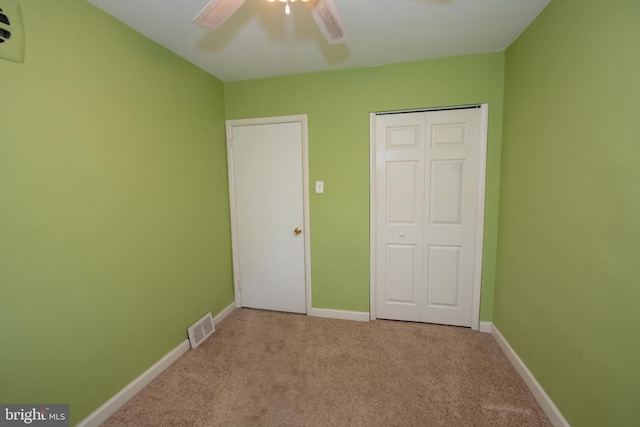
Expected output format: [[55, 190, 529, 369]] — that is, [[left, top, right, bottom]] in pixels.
[[315, 181, 324, 194]]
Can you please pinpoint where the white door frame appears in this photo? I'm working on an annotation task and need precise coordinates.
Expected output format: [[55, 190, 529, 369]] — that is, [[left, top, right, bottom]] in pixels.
[[369, 104, 488, 330], [226, 115, 312, 315]]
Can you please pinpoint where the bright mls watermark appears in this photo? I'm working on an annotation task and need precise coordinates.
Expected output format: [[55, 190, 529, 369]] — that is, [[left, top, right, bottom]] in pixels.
[[0, 405, 68, 426]]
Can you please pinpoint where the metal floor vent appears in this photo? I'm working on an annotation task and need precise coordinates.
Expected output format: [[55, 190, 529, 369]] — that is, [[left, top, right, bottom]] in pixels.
[[187, 312, 215, 349]]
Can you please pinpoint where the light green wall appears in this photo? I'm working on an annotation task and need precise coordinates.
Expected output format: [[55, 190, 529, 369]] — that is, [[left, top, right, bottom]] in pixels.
[[0, 0, 234, 424], [495, 0, 640, 425], [225, 54, 505, 317]]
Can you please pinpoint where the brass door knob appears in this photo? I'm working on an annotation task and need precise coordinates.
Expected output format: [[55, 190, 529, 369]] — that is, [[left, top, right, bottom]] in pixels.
[[294, 227, 302, 235]]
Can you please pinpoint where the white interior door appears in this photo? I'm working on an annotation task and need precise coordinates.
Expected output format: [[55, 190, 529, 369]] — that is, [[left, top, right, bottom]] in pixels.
[[374, 107, 484, 327], [228, 118, 308, 314]]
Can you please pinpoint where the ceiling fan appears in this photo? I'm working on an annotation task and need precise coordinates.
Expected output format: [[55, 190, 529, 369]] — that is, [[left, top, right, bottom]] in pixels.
[[192, 0, 349, 45]]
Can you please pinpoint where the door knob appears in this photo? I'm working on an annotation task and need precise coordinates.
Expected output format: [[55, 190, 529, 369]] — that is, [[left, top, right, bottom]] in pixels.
[[294, 227, 302, 235]]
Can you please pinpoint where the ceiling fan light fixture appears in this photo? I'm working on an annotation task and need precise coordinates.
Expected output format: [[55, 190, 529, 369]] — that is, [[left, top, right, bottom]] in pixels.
[[309, 0, 349, 44], [193, 0, 246, 30], [192, 0, 348, 46], [273, 0, 310, 15]]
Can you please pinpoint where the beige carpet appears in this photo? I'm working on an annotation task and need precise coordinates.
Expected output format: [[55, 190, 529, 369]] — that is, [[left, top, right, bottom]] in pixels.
[[103, 308, 551, 426]]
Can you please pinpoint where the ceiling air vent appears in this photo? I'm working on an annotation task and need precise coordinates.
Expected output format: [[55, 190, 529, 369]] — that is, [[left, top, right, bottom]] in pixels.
[[0, 27, 10, 43], [310, 0, 349, 45], [187, 312, 215, 349], [193, 0, 246, 30], [0, 0, 25, 63]]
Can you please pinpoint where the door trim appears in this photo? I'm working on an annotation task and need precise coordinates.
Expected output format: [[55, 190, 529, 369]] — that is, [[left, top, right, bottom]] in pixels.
[[369, 104, 488, 330], [226, 115, 312, 315]]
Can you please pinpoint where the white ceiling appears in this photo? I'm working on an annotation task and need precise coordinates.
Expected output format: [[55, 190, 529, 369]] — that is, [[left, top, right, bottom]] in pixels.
[[87, 0, 551, 82]]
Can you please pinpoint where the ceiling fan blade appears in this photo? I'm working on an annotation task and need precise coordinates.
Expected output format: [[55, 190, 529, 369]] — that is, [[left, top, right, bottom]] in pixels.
[[309, 0, 349, 45], [193, 0, 246, 30]]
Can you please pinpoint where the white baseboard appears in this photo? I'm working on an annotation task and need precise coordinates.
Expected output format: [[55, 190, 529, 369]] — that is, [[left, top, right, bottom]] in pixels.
[[308, 308, 370, 322], [77, 301, 236, 427], [479, 321, 492, 333], [213, 301, 237, 326], [76, 340, 190, 427], [491, 324, 570, 427]]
